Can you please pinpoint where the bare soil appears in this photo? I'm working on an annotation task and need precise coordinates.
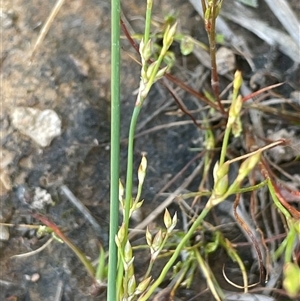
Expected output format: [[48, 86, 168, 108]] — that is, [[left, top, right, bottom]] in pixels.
[[1, 0, 299, 300]]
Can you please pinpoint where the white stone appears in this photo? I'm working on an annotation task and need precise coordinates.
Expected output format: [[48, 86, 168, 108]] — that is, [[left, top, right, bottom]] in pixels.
[[0, 225, 9, 241], [11, 107, 62, 147], [31, 187, 54, 210], [30, 273, 40, 282]]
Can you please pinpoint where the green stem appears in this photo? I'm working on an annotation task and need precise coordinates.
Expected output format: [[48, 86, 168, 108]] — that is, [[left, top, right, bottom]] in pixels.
[[228, 246, 248, 292], [236, 180, 267, 194], [144, 50, 166, 96], [219, 125, 231, 166], [144, 0, 153, 44], [135, 180, 143, 205], [116, 106, 141, 296], [143, 259, 155, 281], [61, 235, 95, 278], [124, 106, 142, 226], [195, 250, 223, 301], [95, 245, 106, 281], [107, 0, 120, 298], [273, 236, 287, 259], [284, 228, 296, 263], [267, 178, 291, 220]]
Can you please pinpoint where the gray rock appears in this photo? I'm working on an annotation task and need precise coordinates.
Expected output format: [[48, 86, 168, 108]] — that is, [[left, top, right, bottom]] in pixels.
[[11, 107, 62, 147]]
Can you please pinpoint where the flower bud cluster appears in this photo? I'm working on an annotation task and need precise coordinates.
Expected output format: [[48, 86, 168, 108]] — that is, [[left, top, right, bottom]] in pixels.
[[146, 210, 177, 261], [146, 228, 165, 261], [228, 71, 243, 137], [226, 152, 261, 196], [139, 23, 177, 100], [213, 161, 229, 197]]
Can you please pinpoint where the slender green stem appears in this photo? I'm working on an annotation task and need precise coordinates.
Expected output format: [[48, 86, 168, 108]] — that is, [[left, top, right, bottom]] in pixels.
[[52, 231, 95, 278], [117, 244, 126, 298], [219, 125, 231, 166], [119, 3, 175, 297], [59, 236, 95, 278], [116, 106, 142, 297], [143, 259, 155, 281], [135, 182, 143, 204], [117, 2, 154, 298], [228, 246, 248, 292], [144, 0, 153, 44], [123, 0, 154, 242], [107, 0, 120, 299], [284, 228, 296, 263], [122, 0, 163, 253], [95, 245, 106, 281], [195, 250, 223, 301], [267, 178, 291, 220], [235, 180, 267, 193], [273, 236, 287, 259], [124, 107, 142, 226], [134, 171, 143, 205], [172, 264, 190, 291], [144, 50, 166, 96]]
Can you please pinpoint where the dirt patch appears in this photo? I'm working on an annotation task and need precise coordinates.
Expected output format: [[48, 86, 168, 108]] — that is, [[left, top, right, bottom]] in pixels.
[[1, 0, 201, 299], [1, 0, 299, 300]]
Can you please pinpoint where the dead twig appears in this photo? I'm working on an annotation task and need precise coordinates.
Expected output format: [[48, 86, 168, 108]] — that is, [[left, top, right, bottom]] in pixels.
[[233, 194, 266, 284], [10, 237, 54, 259], [264, 0, 300, 48], [60, 185, 103, 235], [220, 1, 300, 63], [54, 280, 64, 301]]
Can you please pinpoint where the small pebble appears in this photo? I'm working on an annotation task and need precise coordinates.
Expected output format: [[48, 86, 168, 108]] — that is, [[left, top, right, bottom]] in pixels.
[[24, 273, 40, 282], [11, 107, 62, 147], [31, 187, 54, 209], [0, 225, 9, 241], [0, 9, 16, 29], [30, 273, 40, 282]]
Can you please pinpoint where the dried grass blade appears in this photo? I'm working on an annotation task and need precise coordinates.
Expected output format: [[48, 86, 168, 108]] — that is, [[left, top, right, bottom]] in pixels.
[[264, 0, 300, 47], [29, 0, 65, 61], [233, 194, 266, 284]]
